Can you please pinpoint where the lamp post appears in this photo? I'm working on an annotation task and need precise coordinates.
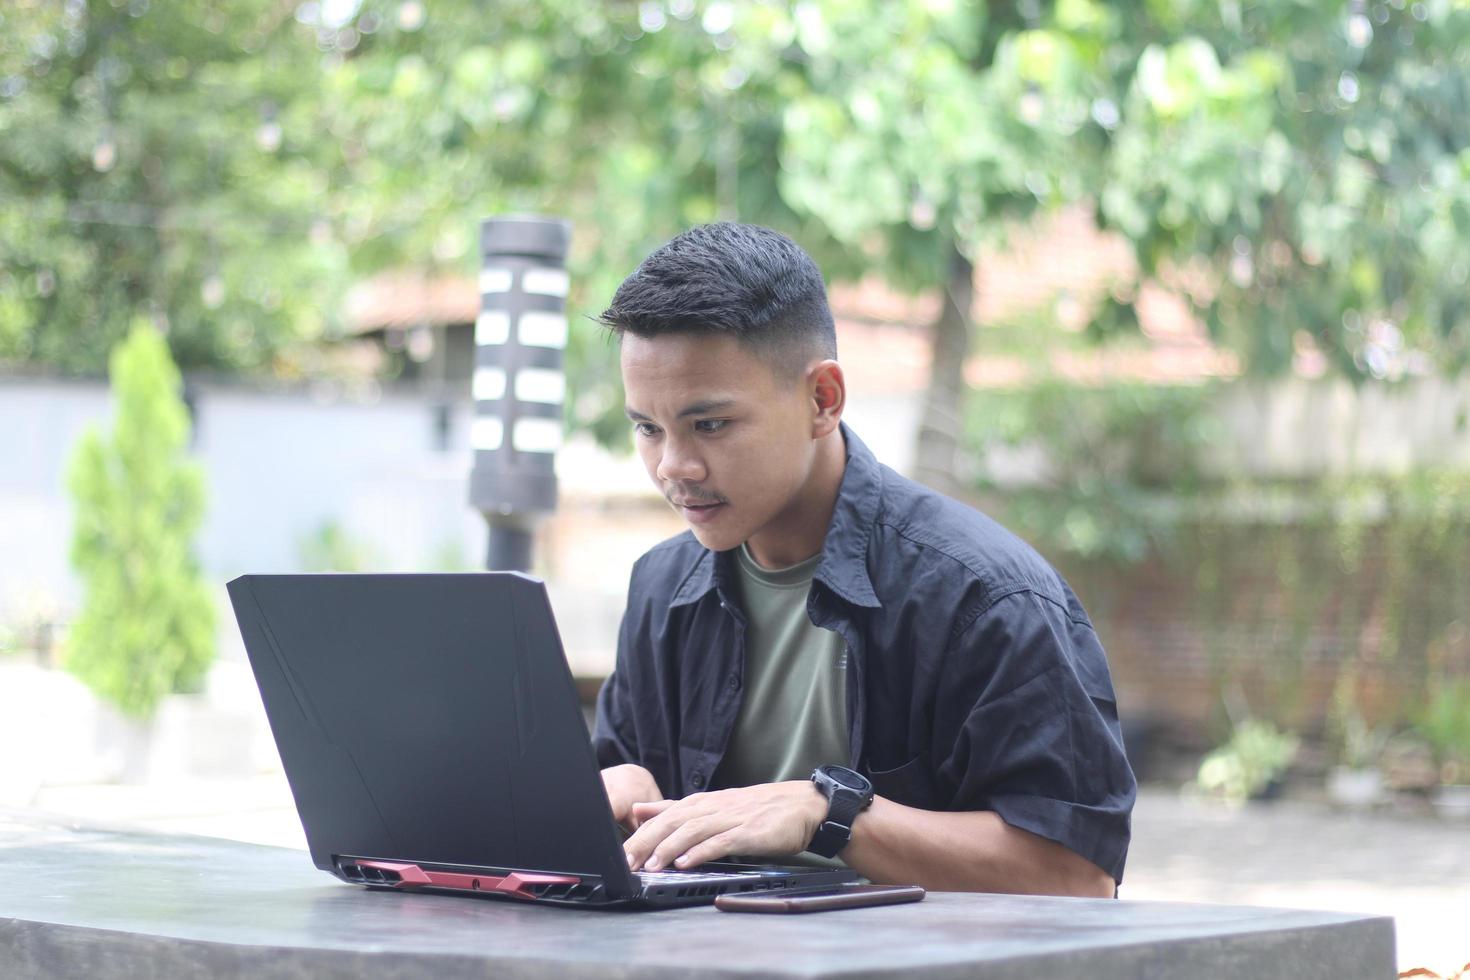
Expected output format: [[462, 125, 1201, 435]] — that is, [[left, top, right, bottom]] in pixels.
[[470, 215, 571, 572]]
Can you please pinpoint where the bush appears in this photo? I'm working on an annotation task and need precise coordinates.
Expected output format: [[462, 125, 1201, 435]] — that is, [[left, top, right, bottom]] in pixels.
[[65, 321, 215, 719], [1196, 719, 1300, 805], [1418, 679, 1470, 784]]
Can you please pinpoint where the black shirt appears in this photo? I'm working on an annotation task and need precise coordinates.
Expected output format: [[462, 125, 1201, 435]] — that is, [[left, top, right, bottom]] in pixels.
[[593, 424, 1136, 884]]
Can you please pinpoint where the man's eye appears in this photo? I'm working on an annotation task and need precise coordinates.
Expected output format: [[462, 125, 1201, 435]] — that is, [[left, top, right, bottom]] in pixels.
[[634, 422, 660, 437], [695, 419, 728, 434]]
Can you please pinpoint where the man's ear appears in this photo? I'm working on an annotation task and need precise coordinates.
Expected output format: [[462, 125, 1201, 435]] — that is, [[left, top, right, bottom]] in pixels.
[[808, 359, 846, 438]]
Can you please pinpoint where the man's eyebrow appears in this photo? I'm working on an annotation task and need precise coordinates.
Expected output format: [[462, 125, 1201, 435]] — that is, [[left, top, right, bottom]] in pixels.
[[625, 400, 737, 422]]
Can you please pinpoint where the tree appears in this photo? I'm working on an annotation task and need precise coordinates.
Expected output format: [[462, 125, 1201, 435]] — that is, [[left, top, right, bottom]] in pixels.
[[0, 0, 347, 375], [8, 0, 1470, 487], [67, 321, 215, 719], [1096, 1, 1470, 380], [773, 1, 1470, 481], [309, 0, 866, 444], [771, 1, 1115, 488]]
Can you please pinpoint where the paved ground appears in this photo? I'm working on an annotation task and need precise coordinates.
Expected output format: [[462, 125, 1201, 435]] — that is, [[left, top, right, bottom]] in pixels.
[[1122, 790, 1470, 977], [23, 778, 1470, 977]]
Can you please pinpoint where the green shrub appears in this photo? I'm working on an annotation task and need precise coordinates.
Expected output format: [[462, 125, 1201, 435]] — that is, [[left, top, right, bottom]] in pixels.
[[1417, 679, 1470, 783], [1196, 719, 1300, 805], [66, 321, 215, 719], [297, 519, 375, 572]]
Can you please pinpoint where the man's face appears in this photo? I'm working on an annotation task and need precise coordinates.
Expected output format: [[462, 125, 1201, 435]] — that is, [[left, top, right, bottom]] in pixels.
[[621, 332, 820, 555]]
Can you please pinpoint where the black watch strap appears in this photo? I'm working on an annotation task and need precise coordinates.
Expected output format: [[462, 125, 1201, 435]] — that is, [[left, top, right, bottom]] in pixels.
[[808, 786, 867, 858]]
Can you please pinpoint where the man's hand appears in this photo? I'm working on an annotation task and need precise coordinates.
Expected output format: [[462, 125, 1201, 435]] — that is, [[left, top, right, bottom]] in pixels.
[[601, 764, 665, 832], [623, 781, 829, 872]]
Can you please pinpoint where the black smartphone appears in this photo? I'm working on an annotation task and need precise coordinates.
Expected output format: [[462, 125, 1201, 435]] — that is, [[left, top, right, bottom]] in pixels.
[[714, 882, 925, 914]]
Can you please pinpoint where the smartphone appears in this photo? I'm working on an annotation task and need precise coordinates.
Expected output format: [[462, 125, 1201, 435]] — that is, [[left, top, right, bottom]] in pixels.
[[714, 882, 925, 914]]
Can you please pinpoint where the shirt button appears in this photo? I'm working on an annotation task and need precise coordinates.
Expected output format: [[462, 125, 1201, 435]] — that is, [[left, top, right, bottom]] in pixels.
[[727, 674, 739, 690], [691, 771, 706, 789]]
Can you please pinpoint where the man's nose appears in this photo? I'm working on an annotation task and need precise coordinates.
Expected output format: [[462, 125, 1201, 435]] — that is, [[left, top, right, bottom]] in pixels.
[[656, 436, 707, 485]]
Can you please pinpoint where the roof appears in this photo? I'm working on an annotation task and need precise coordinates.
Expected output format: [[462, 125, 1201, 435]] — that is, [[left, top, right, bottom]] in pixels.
[[342, 206, 1239, 393]]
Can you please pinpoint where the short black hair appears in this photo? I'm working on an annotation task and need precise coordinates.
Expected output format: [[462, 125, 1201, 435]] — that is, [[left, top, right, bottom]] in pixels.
[[599, 222, 838, 369]]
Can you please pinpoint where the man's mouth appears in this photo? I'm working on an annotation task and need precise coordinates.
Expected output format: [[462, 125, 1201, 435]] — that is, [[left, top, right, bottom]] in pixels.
[[669, 495, 727, 525]]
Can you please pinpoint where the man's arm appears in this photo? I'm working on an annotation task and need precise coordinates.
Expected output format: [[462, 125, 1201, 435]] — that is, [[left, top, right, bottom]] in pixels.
[[843, 795, 1114, 896], [622, 782, 1114, 897]]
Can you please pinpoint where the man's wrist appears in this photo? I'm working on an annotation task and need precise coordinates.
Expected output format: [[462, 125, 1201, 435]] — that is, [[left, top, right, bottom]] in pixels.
[[802, 780, 829, 836], [806, 766, 875, 857]]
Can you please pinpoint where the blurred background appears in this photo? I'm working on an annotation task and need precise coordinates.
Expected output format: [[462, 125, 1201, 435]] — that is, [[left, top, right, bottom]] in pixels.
[[2, 0, 1469, 974]]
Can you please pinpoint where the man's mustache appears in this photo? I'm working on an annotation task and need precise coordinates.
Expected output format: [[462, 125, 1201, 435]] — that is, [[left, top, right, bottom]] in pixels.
[[665, 485, 728, 506]]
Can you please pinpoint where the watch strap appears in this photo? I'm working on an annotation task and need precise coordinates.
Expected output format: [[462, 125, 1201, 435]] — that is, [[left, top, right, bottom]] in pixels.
[[826, 788, 864, 830], [808, 786, 866, 858]]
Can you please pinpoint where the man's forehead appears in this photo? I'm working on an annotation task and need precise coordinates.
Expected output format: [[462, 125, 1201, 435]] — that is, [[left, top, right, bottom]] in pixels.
[[624, 398, 740, 421], [621, 331, 782, 397]]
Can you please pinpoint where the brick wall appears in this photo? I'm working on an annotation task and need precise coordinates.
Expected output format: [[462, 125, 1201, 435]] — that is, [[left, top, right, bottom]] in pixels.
[[1055, 520, 1470, 749]]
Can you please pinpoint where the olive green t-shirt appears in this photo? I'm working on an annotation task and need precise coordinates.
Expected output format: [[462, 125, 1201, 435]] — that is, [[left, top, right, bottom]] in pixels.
[[714, 544, 850, 792]]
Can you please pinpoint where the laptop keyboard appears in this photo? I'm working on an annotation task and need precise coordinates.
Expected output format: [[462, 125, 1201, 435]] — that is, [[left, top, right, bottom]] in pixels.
[[636, 869, 760, 884]]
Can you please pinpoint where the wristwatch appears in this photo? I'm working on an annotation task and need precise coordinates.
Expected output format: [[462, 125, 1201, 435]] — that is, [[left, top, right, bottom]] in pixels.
[[808, 765, 875, 858]]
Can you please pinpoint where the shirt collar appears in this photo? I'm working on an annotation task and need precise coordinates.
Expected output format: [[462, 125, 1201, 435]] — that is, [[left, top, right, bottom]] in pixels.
[[668, 422, 883, 610], [814, 423, 883, 609]]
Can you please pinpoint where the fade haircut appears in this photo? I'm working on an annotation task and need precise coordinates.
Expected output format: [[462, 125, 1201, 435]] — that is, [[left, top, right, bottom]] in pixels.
[[599, 222, 838, 373]]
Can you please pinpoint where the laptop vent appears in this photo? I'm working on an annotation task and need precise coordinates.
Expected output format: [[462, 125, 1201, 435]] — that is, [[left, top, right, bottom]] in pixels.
[[524, 882, 598, 902], [340, 862, 402, 884]]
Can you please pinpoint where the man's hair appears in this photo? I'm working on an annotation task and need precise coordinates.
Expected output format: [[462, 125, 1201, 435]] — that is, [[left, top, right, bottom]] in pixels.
[[599, 222, 838, 369]]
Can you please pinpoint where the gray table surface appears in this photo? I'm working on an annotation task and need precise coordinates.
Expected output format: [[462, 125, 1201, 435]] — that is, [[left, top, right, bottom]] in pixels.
[[1, 808, 1396, 980]]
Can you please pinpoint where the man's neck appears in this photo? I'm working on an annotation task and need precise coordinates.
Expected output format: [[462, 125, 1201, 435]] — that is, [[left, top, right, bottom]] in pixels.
[[743, 428, 847, 570]]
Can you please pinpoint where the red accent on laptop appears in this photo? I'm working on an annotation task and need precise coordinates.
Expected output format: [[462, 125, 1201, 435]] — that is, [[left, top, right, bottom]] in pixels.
[[356, 860, 579, 899]]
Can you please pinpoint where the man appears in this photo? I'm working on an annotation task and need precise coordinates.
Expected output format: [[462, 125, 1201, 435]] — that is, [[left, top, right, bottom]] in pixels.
[[593, 223, 1134, 896]]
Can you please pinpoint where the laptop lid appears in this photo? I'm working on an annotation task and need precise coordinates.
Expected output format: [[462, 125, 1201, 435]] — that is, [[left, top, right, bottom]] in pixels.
[[227, 572, 638, 900]]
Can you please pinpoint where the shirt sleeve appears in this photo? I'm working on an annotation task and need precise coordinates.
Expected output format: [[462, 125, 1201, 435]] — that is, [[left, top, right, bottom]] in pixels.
[[933, 589, 1136, 884]]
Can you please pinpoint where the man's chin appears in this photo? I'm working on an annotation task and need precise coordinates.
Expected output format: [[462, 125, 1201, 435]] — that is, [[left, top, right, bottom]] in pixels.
[[687, 524, 743, 553]]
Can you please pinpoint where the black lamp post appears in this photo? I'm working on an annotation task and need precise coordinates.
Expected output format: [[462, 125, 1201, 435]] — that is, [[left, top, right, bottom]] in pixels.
[[470, 215, 571, 571]]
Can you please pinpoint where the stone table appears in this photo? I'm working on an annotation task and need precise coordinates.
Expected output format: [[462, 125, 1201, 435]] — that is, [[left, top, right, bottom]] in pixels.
[[0, 809, 1395, 980]]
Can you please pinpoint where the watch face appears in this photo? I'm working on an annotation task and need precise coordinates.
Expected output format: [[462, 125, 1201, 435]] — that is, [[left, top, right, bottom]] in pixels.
[[822, 766, 869, 791]]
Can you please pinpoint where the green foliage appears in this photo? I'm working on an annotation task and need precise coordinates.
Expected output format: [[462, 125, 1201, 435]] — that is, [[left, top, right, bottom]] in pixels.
[[1097, 3, 1470, 379], [1328, 664, 1390, 770], [1417, 679, 1470, 778], [66, 322, 215, 719], [971, 376, 1470, 733], [967, 379, 1220, 561], [297, 520, 376, 573], [1196, 719, 1299, 805], [6, 0, 1470, 428], [316, 0, 866, 444], [777, 0, 1106, 281], [0, 1, 349, 376]]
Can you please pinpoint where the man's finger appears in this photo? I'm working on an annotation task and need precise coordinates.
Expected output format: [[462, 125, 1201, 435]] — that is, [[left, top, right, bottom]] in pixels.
[[631, 799, 677, 819], [646, 815, 730, 872], [624, 802, 693, 870], [673, 829, 741, 870], [622, 797, 672, 832]]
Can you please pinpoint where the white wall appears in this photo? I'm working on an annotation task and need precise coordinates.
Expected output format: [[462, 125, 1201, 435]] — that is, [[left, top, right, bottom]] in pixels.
[[1212, 377, 1470, 478], [0, 377, 485, 640], [5, 372, 1464, 659]]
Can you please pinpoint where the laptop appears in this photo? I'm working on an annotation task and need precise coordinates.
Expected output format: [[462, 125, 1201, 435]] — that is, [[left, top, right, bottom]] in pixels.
[[227, 572, 857, 908]]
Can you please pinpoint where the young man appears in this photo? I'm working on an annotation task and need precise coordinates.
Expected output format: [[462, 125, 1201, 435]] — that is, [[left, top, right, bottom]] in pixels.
[[593, 223, 1134, 896]]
